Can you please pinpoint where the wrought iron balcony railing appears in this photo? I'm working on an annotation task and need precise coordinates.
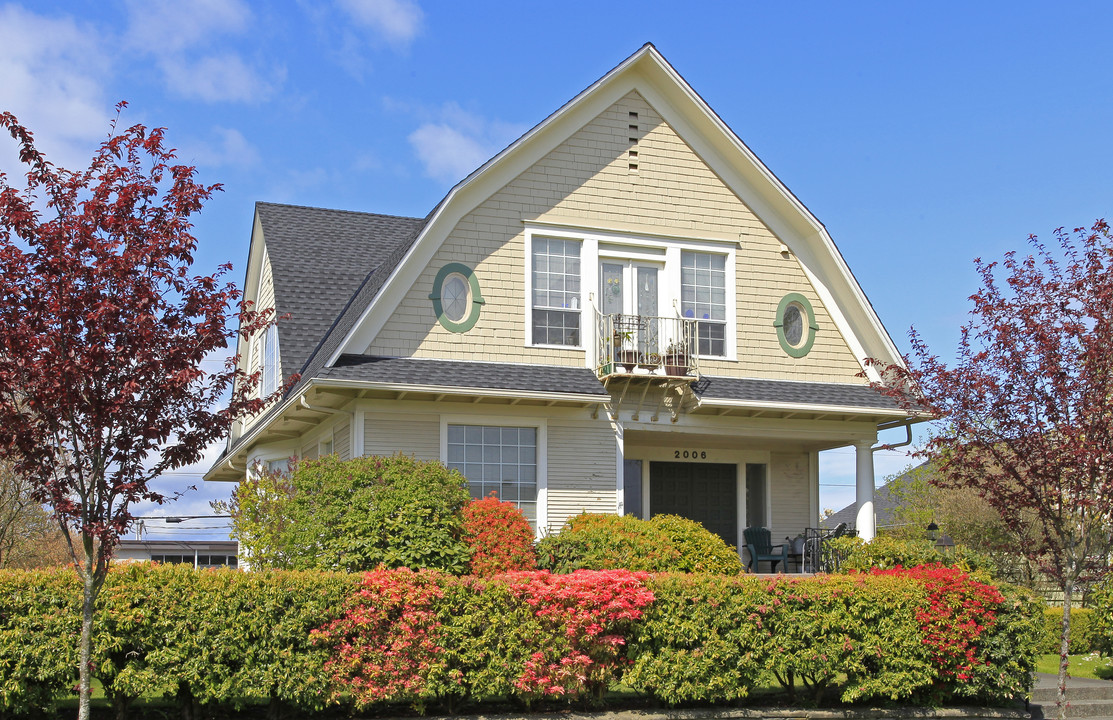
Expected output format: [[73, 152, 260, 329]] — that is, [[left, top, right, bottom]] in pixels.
[[596, 313, 699, 379]]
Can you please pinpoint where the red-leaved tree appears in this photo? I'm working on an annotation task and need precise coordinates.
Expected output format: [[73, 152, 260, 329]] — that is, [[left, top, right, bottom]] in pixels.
[[869, 220, 1113, 719], [0, 105, 281, 720]]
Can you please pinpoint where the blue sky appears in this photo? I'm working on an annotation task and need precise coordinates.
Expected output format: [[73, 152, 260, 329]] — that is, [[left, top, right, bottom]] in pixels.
[[3, 1, 1111, 540]]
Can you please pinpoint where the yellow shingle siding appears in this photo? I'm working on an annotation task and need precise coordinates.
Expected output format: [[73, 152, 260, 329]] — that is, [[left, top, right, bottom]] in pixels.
[[369, 91, 862, 383]]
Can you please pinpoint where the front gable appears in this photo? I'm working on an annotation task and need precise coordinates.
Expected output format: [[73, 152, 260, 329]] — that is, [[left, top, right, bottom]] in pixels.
[[367, 89, 863, 384]]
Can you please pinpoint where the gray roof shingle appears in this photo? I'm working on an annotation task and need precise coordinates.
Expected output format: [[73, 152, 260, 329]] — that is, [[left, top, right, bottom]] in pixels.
[[321, 354, 610, 397], [693, 375, 900, 410], [258, 202, 424, 378]]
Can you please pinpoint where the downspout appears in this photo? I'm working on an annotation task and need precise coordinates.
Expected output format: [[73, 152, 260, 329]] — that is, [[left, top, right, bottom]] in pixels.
[[873, 421, 913, 454]]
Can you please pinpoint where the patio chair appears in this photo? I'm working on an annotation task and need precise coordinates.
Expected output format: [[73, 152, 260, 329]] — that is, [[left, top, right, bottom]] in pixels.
[[743, 526, 789, 573]]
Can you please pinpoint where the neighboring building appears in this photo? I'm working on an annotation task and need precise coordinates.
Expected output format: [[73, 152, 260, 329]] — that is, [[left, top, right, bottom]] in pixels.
[[824, 475, 907, 533], [116, 540, 240, 569], [205, 44, 919, 550]]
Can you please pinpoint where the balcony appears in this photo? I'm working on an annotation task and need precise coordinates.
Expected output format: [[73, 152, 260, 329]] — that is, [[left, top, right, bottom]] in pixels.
[[595, 314, 700, 422], [596, 313, 700, 379]]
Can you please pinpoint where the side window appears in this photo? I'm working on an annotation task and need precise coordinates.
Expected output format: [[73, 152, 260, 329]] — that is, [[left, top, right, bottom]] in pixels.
[[531, 238, 581, 346], [261, 324, 279, 395], [680, 251, 727, 357]]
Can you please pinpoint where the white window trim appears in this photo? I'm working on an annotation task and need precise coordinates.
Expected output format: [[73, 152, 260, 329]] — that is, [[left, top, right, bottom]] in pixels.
[[439, 414, 548, 537], [523, 225, 737, 362]]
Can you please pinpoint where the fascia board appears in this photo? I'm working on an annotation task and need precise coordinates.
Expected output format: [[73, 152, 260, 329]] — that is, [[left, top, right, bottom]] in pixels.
[[698, 396, 916, 418], [329, 47, 657, 365], [632, 53, 907, 375], [312, 378, 608, 404]]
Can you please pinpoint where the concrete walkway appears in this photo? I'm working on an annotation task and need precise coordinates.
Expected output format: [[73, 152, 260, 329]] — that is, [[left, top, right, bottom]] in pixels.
[[1030, 672, 1113, 720]]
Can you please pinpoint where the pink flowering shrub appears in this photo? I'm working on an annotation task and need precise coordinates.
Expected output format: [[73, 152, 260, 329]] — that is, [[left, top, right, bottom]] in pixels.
[[311, 567, 450, 708], [499, 570, 654, 701]]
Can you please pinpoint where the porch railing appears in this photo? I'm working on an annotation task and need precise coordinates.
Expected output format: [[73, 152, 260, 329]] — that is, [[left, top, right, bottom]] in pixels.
[[596, 313, 699, 379]]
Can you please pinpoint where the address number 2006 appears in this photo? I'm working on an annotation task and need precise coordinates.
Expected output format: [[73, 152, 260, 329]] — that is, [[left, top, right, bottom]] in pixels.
[[673, 450, 707, 459]]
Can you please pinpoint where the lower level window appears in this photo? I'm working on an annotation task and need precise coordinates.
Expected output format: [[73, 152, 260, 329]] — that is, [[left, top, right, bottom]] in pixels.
[[447, 425, 537, 526]]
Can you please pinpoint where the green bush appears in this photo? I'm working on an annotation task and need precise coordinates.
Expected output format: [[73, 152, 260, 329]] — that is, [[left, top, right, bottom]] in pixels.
[[0, 568, 78, 716], [626, 573, 935, 705], [1041, 607, 1100, 655], [280, 454, 472, 573], [833, 534, 994, 574], [1092, 580, 1113, 655], [0, 562, 1043, 715], [536, 513, 742, 574], [648, 515, 744, 574]]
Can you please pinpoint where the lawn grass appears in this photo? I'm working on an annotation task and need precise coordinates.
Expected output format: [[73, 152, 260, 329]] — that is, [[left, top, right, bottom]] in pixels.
[[1036, 654, 1113, 681]]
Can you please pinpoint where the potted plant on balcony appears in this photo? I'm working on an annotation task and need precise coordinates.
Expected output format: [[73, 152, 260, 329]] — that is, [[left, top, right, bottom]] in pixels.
[[613, 319, 638, 373], [663, 341, 690, 376]]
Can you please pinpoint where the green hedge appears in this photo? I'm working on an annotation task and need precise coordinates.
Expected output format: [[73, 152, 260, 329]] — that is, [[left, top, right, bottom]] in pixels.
[[536, 513, 744, 574], [0, 563, 1042, 717]]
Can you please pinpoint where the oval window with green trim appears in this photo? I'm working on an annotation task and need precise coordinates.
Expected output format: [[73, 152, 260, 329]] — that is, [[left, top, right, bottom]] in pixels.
[[429, 263, 484, 333], [774, 293, 818, 357]]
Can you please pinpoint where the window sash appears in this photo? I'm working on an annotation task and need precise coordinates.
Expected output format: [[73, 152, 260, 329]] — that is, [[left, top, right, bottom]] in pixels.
[[531, 238, 581, 346], [447, 424, 538, 526], [681, 251, 727, 357]]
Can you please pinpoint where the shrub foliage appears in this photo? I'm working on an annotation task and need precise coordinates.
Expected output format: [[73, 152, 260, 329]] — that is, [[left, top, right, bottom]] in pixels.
[[536, 513, 743, 574], [0, 563, 1041, 716], [460, 496, 537, 577]]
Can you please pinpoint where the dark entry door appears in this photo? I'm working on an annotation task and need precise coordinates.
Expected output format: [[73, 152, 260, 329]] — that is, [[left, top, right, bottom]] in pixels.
[[649, 462, 737, 545]]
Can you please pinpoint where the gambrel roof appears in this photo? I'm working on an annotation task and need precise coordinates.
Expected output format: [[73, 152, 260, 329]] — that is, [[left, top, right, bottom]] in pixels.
[[208, 44, 915, 481]]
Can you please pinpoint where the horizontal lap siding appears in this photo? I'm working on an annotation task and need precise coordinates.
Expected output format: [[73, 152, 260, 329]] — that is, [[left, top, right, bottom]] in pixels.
[[243, 250, 278, 432], [545, 421, 616, 532], [363, 413, 439, 460], [334, 420, 351, 461], [769, 452, 811, 540]]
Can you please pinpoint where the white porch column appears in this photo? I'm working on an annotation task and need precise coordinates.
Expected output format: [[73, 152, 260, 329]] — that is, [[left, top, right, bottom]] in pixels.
[[854, 440, 876, 541]]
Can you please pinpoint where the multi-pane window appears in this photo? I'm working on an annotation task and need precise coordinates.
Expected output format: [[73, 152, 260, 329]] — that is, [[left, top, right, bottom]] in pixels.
[[447, 425, 538, 526], [680, 251, 727, 356], [532, 238, 581, 346]]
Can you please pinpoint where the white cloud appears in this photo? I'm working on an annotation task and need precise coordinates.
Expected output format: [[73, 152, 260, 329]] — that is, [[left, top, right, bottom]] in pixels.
[[0, 5, 111, 175], [159, 53, 281, 104], [123, 0, 281, 103], [183, 127, 261, 169], [337, 0, 423, 47], [124, 0, 251, 54], [408, 103, 527, 182]]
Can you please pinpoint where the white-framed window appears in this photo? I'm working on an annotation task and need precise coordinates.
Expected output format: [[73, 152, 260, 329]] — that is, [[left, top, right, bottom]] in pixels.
[[530, 237, 582, 347], [681, 251, 727, 357], [524, 225, 735, 360], [261, 324, 279, 395], [319, 436, 334, 457], [446, 424, 539, 527]]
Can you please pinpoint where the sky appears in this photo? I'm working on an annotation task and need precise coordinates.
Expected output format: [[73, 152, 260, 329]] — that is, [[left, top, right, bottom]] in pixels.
[[2, 1, 1112, 541]]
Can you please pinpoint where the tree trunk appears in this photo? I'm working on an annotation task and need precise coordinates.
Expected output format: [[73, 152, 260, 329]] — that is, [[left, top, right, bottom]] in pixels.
[[78, 567, 95, 720], [1056, 581, 1073, 720]]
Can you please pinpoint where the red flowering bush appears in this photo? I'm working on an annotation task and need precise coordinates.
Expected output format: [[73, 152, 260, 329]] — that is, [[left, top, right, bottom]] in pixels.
[[311, 568, 450, 708], [461, 496, 537, 577], [872, 564, 1022, 700], [499, 570, 654, 701]]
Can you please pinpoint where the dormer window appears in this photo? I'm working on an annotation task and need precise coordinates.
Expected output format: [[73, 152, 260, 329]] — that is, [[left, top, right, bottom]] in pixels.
[[261, 324, 279, 395]]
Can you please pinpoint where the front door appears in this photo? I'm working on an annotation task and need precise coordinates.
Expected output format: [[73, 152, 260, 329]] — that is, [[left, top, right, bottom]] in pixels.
[[649, 461, 737, 545]]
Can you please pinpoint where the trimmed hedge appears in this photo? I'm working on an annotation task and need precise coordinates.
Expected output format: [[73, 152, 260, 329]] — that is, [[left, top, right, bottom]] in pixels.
[[1040, 607, 1103, 655], [0, 563, 1041, 717], [536, 513, 744, 574], [460, 496, 537, 576], [829, 535, 994, 574]]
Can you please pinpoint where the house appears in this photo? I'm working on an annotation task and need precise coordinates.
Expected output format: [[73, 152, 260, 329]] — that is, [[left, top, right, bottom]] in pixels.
[[116, 540, 240, 569], [204, 44, 918, 550]]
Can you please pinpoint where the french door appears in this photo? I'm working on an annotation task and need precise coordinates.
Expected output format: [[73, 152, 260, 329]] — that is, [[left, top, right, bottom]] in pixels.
[[600, 260, 662, 356]]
